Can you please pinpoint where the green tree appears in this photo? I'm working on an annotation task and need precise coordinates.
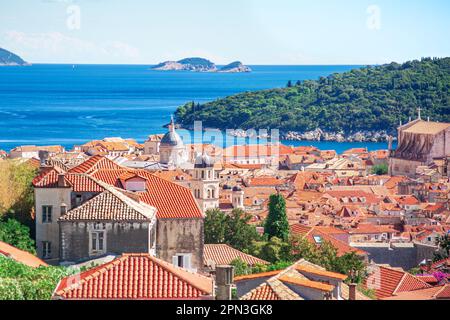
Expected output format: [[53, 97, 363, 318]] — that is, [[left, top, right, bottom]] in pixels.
[[0, 219, 36, 254], [204, 208, 261, 252], [250, 237, 292, 263], [371, 163, 389, 175], [264, 194, 289, 241], [225, 209, 261, 251], [204, 208, 227, 244], [0, 160, 37, 229], [230, 258, 251, 276], [334, 252, 366, 283], [0, 256, 74, 300]]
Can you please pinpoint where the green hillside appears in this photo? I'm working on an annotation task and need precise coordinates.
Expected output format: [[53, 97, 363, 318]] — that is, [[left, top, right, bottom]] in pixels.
[[175, 57, 450, 134]]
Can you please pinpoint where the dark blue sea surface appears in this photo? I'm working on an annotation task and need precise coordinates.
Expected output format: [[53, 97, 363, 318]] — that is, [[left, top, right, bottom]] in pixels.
[[0, 64, 390, 153]]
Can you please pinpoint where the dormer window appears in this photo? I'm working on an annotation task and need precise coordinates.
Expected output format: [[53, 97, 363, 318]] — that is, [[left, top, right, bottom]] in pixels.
[[123, 176, 147, 192]]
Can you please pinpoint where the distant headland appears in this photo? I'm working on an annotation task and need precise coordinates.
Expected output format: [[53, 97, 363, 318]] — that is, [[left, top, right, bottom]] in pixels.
[[152, 57, 251, 73], [0, 48, 30, 66]]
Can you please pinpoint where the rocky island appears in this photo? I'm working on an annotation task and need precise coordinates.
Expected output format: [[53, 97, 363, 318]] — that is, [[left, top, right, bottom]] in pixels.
[[219, 61, 252, 73], [0, 48, 30, 66], [152, 57, 251, 73]]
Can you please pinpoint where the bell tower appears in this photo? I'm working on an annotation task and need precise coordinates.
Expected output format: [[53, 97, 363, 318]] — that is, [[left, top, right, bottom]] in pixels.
[[191, 154, 220, 214]]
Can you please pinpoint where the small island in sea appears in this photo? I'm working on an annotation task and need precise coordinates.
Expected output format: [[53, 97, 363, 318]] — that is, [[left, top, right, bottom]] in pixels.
[[0, 48, 30, 66], [152, 57, 251, 73]]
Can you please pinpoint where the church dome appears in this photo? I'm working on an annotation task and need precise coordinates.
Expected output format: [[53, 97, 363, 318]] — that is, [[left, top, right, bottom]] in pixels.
[[161, 131, 184, 147], [160, 117, 184, 147], [194, 153, 214, 168]]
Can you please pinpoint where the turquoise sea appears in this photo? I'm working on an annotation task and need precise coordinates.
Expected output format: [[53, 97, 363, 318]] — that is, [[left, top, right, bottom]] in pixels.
[[0, 64, 391, 153]]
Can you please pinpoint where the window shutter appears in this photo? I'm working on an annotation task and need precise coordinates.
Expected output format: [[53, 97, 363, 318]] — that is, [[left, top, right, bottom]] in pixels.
[[184, 255, 191, 270], [172, 256, 178, 267]]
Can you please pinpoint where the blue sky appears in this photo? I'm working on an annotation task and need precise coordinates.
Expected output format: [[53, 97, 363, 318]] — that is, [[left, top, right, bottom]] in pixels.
[[1, 0, 449, 64]]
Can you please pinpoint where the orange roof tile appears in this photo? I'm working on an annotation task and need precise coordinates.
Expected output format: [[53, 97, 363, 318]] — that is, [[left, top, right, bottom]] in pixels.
[[364, 266, 431, 299], [204, 244, 269, 267], [54, 254, 213, 300], [279, 275, 334, 292], [234, 271, 282, 282], [241, 283, 281, 300], [295, 265, 348, 281], [0, 241, 48, 268]]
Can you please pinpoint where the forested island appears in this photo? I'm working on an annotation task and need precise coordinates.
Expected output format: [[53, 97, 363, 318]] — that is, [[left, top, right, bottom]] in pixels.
[[175, 57, 450, 141], [0, 48, 29, 66]]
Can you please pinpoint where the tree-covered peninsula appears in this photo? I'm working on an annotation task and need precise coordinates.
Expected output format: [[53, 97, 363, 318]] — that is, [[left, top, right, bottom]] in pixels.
[[175, 57, 450, 136]]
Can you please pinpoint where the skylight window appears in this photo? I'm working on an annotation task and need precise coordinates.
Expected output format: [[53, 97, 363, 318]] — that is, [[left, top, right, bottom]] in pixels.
[[313, 236, 323, 244]]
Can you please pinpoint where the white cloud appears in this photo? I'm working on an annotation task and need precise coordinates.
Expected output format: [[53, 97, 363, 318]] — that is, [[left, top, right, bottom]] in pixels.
[[2, 30, 142, 63]]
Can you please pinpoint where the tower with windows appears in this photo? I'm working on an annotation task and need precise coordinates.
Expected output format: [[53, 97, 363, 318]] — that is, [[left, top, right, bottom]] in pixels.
[[191, 154, 219, 214]]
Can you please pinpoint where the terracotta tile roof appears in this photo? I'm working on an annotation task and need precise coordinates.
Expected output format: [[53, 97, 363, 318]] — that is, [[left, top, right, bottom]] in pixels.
[[11, 145, 64, 153], [403, 120, 450, 135], [324, 190, 380, 205], [234, 271, 282, 282], [0, 241, 48, 268], [240, 283, 281, 300], [34, 156, 202, 219], [364, 265, 431, 299], [224, 144, 293, 158], [203, 244, 269, 267], [59, 186, 156, 222], [295, 265, 348, 281], [91, 169, 202, 219], [33, 170, 106, 192], [245, 176, 285, 187], [68, 155, 123, 174], [394, 195, 420, 205], [383, 284, 450, 300], [54, 254, 213, 300], [291, 224, 367, 257], [279, 275, 334, 292]]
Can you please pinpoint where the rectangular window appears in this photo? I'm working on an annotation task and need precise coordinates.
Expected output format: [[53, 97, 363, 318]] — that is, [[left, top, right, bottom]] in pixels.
[[91, 231, 106, 254], [42, 206, 53, 223], [172, 254, 192, 270], [42, 241, 51, 259], [75, 195, 82, 206]]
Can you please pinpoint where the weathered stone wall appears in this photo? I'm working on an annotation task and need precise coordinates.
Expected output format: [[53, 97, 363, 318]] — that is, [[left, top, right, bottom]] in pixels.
[[60, 221, 150, 263], [156, 218, 204, 272], [35, 187, 71, 262]]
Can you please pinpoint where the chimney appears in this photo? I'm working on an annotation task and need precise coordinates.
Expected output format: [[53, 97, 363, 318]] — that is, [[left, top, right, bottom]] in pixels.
[[38, 150, 49, 166], [57, 174, 67, 188], [348, 283, 357, 301], [215, 265, 234, 300]]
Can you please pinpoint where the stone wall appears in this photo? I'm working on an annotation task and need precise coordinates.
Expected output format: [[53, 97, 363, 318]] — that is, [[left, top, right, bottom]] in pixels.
[[60, 221, 150, 263], [156, 218, 204, 272]]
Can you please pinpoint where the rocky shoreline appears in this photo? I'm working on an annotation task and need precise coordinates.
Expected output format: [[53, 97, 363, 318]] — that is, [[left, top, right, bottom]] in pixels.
[[175, 123, 395, 142], [224, 128, 396, 142]]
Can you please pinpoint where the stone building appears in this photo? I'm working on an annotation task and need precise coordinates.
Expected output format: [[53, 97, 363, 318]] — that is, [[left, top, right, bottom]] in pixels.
[[159, 118, 189, 168], [190, 154, 220, 214], [33, 156, 204, 271], [389, 116, 450, 177]]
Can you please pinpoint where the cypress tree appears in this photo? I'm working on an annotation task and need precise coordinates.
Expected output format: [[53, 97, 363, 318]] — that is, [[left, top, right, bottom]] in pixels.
[[264, 194, 289, 241]]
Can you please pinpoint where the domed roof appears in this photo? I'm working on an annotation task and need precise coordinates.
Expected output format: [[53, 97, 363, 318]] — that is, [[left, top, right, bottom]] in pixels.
[[194, 153, 214, 168], [161, 131, 184, 147], [161, 117, 184, 147]]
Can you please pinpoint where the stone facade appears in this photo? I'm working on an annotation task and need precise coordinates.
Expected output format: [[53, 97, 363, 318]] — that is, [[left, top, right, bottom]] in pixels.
[[59, 221, 155, 263], [156, 218, 204, 272], [389, 119, 450, 177]]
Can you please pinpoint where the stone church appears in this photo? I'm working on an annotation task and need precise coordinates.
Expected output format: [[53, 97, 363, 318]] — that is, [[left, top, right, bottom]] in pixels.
[[389, 113, 450, 177]]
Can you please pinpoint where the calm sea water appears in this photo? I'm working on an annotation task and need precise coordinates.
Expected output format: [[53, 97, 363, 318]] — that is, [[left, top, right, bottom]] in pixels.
[[0, 64, 390, 153]]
